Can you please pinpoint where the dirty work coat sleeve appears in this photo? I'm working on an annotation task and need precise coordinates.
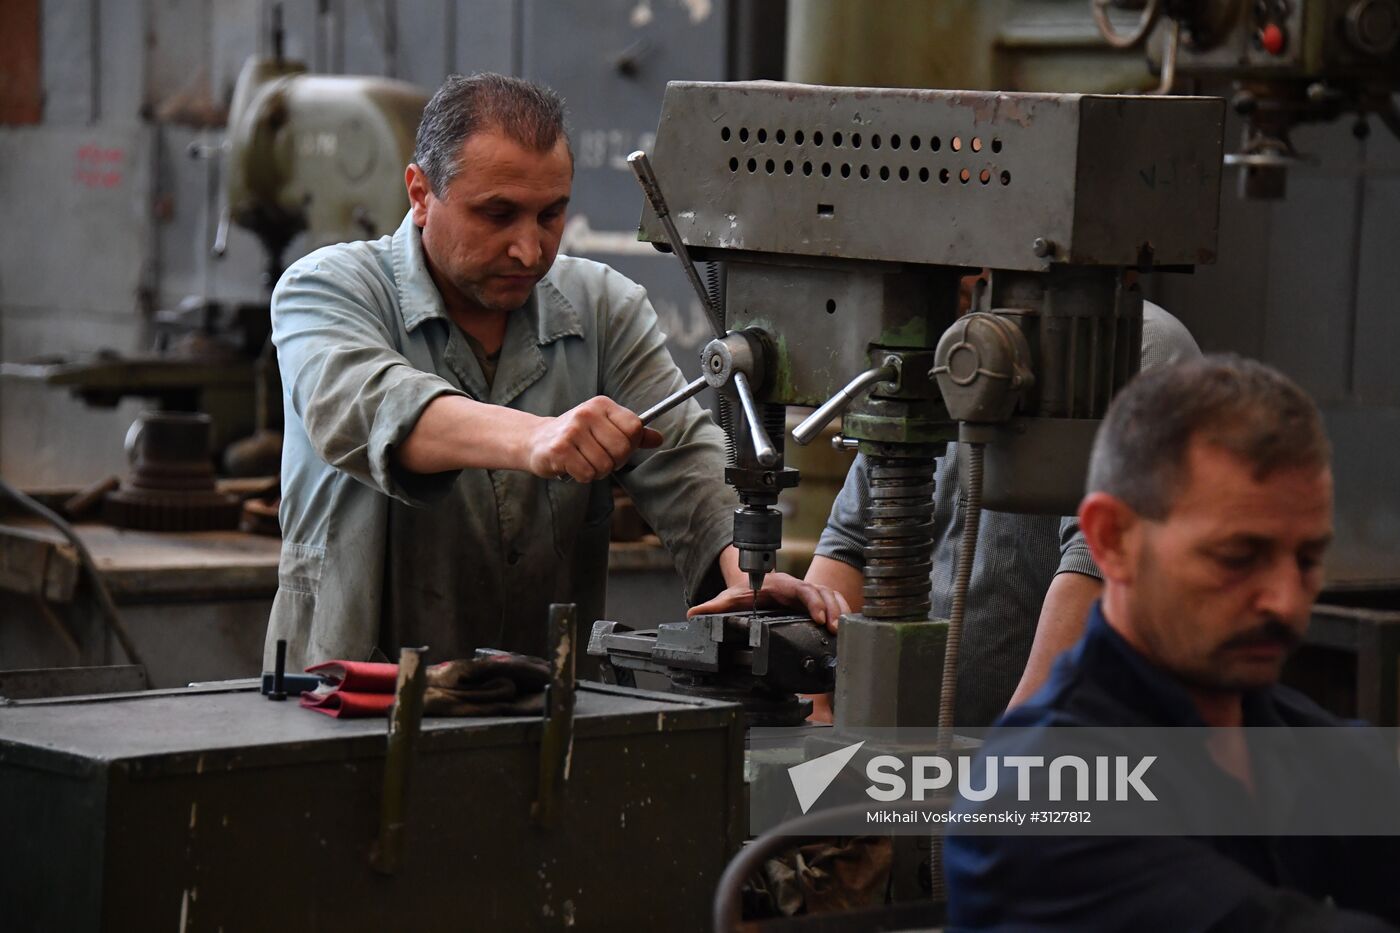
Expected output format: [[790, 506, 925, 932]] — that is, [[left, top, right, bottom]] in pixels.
[[271, 258, 467, 507]]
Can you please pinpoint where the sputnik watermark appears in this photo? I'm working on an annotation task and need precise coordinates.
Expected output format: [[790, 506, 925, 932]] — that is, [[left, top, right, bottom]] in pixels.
[[789, 741, 1157, 814], [754, 725, 1400, 836], [866, 753, 1157, 802]]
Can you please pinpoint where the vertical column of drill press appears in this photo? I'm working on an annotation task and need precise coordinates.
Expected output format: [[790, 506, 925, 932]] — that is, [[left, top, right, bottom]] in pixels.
[[860, 457, 937, 621]]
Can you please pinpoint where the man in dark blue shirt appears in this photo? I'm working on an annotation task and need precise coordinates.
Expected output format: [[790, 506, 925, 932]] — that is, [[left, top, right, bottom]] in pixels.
[[946, 356, 1400, 932]]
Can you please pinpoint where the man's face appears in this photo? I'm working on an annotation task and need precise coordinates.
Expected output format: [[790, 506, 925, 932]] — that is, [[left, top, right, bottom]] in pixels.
[[408, 129, 572, 315], [1124, 440, 1333, 693]]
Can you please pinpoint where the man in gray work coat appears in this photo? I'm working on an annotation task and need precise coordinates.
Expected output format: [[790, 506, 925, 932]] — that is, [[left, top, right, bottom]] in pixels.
[[266, 74, 836, 669]]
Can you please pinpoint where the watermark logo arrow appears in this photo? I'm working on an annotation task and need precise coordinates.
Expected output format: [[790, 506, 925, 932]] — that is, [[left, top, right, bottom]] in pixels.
[[788, 740, 865, 814]]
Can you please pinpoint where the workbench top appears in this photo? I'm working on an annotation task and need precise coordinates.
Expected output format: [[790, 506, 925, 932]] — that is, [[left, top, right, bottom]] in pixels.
[[0, 680, 739, 776]]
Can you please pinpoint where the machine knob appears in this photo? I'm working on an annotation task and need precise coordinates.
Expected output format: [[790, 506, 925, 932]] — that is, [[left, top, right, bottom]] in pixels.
[[701, 332, 779, 466], [1259, 22, 1287, 54], [1346, 0, 1400, 55]]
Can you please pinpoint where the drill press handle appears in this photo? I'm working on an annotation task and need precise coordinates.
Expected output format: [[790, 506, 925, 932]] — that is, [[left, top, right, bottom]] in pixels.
[[791, 356, 901, 446]]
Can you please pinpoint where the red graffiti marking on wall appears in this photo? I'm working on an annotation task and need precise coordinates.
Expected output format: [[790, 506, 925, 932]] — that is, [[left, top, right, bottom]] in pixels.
[[73, 143, 125, 188]]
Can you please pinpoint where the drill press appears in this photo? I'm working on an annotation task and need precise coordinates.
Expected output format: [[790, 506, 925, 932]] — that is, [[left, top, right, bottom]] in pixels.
[[635, 81, 1224, 732]]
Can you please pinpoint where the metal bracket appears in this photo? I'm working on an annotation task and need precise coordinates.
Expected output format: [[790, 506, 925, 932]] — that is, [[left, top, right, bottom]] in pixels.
[[532, 604, 578, 829], [370, 645, 428, 875]]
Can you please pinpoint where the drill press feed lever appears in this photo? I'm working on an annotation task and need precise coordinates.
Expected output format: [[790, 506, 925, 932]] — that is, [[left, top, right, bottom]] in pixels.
[[628, 149, 791, 598]]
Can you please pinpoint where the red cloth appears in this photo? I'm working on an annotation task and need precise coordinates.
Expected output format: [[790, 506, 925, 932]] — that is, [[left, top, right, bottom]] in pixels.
[[298, 656, 551, 719], [299, 689, 395, 718], [299, 661, 400, 718]]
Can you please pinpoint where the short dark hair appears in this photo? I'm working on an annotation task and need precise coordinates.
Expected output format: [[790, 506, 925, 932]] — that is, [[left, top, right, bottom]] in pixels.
[[1087, 354, 1330, 519], [414, 73, 570, 197]]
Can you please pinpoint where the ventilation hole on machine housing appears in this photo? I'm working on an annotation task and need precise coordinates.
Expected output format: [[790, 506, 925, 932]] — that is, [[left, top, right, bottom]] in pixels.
[[821, 162, 832, 177], [765, 159, 776, 174], [803, 161, 813, 176], [851, 132, 862, 149], [879, 165, 890, 181], [794, 129, 805, 145], [899, 166, 910, 181], [891, 134, 902, 150], [813, 131, 824, 146], [1000, 170, 1011, 185], [929, 136, 942, 152], [918, 166, 930, 182], [939, 168, 950, 184], [757, 128, 768, 143], [971, 136, 983, 153], [747, 158, 757, 173], [721, 126, 731, 142], [776, 129, 786, 144], [840, 163, 851, 178], [959, 168, 971, 184], [859, 164, 870, 179], [992, 137, 1003, 153], [728, 157, 739, 172], [910, 135, 922, 151], [833, 131, 844, 147], [979, 168, 992, 185], [826, 299, 837, 314], [872, 134, 882, 149], [739, 127, 750, 142], [952, 136, 962, 152], [784, 160, 794, 175]]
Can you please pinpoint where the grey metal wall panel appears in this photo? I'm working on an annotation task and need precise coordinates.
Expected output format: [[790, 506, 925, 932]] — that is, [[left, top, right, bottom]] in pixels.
[[393, 0, 453, 88], [95, 0, 146, 120], [1323, 406, 1400, 587], [1147, 97, 1400, 585], [272, 0, 325, 71], [454, 0, 519, 75], [1354, 177, 1400, 406], [207, 0, 261, 107], [0, 124, 154, 313], [339, 0, 395, 76], [1146, 190, 1272, 358], [1259, 172, 1358, 404], [41, 0, 97, 124], [524, 0, 729, 366], [143, 0, 212, 122]]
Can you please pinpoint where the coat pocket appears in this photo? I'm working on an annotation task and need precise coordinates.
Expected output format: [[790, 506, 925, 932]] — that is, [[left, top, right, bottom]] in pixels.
[[546, 479, 613, 557], [277, 542, 325, 596]]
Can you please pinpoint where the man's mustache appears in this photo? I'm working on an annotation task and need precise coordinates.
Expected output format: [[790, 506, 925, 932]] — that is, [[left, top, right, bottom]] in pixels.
[[1219, 619, 1301, 651]]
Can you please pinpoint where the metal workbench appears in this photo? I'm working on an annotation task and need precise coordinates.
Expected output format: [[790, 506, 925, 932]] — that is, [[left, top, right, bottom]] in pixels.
[[0, 680, 745, 932]]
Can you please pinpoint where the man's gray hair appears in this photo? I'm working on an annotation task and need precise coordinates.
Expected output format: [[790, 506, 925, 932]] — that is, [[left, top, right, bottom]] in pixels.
[[1087, 354, 1330, 519], [414, 73, 570, 197]]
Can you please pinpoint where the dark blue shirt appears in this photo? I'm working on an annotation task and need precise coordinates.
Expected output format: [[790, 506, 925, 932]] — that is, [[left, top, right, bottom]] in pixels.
[[945, 602, 1400, 932]]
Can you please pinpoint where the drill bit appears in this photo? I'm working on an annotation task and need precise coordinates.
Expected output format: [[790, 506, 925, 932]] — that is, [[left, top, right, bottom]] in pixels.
[[748, 570, 763, 621]]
